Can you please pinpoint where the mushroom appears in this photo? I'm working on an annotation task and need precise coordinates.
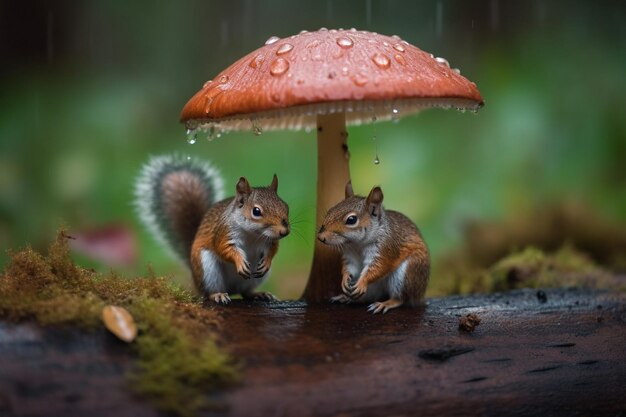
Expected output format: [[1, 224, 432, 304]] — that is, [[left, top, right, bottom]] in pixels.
[[180, 28, 483, 302]]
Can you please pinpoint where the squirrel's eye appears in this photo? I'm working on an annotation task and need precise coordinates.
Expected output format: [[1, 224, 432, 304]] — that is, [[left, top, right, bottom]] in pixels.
[[345, 215, 358, 226], [252, 206, 262, 218]]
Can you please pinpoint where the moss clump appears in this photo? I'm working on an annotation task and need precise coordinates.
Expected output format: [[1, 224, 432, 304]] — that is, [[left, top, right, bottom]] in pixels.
[[0, 232, 238, 416], [433, 244, 623, 295], [490, 245, 619, 291]]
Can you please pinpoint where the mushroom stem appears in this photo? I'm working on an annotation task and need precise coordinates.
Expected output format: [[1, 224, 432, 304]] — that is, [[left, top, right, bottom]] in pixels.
[[302, 112, 351, 302]]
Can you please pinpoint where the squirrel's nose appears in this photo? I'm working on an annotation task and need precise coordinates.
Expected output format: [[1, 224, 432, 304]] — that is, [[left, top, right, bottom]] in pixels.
[[317, 235, 326, 243], [279, 228, 290, 237]]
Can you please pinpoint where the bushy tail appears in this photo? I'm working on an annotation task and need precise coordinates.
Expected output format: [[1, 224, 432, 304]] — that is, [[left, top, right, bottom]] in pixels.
[[134, 155, 224, 263]]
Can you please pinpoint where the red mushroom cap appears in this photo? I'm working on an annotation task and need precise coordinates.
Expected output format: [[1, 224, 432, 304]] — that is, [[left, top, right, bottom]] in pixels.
[[181, 28, 483, 132]]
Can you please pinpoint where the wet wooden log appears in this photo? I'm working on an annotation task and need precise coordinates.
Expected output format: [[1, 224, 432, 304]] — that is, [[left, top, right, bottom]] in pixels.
[[1, 288, 625, 417]]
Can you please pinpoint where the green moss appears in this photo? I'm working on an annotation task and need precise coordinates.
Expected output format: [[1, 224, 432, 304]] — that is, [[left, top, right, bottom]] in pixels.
[[433, 244, 622, 295], [0, 232, 239, 416], [491, 245, 619, 291]]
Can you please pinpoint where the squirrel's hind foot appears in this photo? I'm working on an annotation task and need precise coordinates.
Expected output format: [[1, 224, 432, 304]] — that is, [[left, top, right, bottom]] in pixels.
[[367, 298, 403, 314], [208, 292, 232, 304]]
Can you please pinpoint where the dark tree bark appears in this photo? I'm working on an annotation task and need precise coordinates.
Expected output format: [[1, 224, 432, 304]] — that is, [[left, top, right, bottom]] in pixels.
[[1, 288, 625, 417]]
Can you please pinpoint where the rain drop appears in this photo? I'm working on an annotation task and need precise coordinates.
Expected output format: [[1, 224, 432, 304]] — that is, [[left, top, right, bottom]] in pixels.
[[219, 75, 229, 83], [203, 80, 213, 88], [276, 43, 294, 55], [372, 134, 380, 165], [393, 43, 406, 52], [391, 108, 399, 121], [453, 68, 461, 74], [319, 27, 328, 31], [207, 126, 216, 141], [187, 155, 191, 160], [265, 36, 280, 45], [392, 34, 401, 40], [341, 66, 349, 75], [372, 54, 391, 69], [336, 37, 354, 48], [251, 119, 263, 136], [186, 129, 197, 144], [435, 57, 450, 67], [299, 30, 309, 34], [249, 54, 264, 69], [270, 58, 290, 76]]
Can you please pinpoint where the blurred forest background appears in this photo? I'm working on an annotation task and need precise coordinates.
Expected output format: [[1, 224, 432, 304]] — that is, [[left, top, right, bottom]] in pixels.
[[1, 1, 625, 299]]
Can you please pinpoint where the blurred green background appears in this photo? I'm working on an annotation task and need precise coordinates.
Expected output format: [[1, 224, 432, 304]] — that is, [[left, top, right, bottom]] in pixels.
[[1, 1, 625, 299]]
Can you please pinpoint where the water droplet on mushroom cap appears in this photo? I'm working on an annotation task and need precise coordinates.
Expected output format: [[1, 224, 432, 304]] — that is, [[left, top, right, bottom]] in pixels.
[[336, 37, 354, 48], [351, 73, 369, 86], [435, 57, 450, 67], [393, 43, 406, 52], [270, 58, 289, 76], [265, 36, 280, 45], [276, 43, 294, 55], [372, 54, 391, 69], [394, 54, 407, 66], [249, 54, 264, 69]]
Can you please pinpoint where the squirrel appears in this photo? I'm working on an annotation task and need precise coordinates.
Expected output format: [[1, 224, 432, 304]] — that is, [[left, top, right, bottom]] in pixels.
[[135, 155, 290, 304], [317, 181, 430, 313]]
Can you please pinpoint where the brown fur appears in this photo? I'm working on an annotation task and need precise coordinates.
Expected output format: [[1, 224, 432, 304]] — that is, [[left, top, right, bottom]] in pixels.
[[190, 177, 289, 295], [319, 183, 430, 311], [160, 171, 213, 259]]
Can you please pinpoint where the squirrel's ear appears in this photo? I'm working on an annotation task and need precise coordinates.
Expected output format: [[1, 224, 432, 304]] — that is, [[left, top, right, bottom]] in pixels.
[[345, 181, 354, 199], [365, 186, 384, 218], [236, 177, 252, 201], [270, 174, 278, 192]]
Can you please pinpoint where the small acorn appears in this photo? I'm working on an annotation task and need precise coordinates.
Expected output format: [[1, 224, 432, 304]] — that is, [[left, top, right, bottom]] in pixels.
[[102, 305, 137, 342]]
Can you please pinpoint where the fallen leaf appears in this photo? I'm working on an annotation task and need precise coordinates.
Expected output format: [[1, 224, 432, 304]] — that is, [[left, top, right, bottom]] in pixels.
[[102, 305, 137, 342]]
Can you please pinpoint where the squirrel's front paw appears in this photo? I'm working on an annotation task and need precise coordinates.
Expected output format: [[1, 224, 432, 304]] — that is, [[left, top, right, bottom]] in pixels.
[[253, 256, 271, 278], [341, 274, 353, 296], [236, 259, 252, 279], [349, 280, 368, 299]]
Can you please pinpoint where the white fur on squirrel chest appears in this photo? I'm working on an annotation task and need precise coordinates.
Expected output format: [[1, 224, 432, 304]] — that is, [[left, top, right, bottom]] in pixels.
[[200, 232, 271, 295], [343, 242, 407, 303]]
